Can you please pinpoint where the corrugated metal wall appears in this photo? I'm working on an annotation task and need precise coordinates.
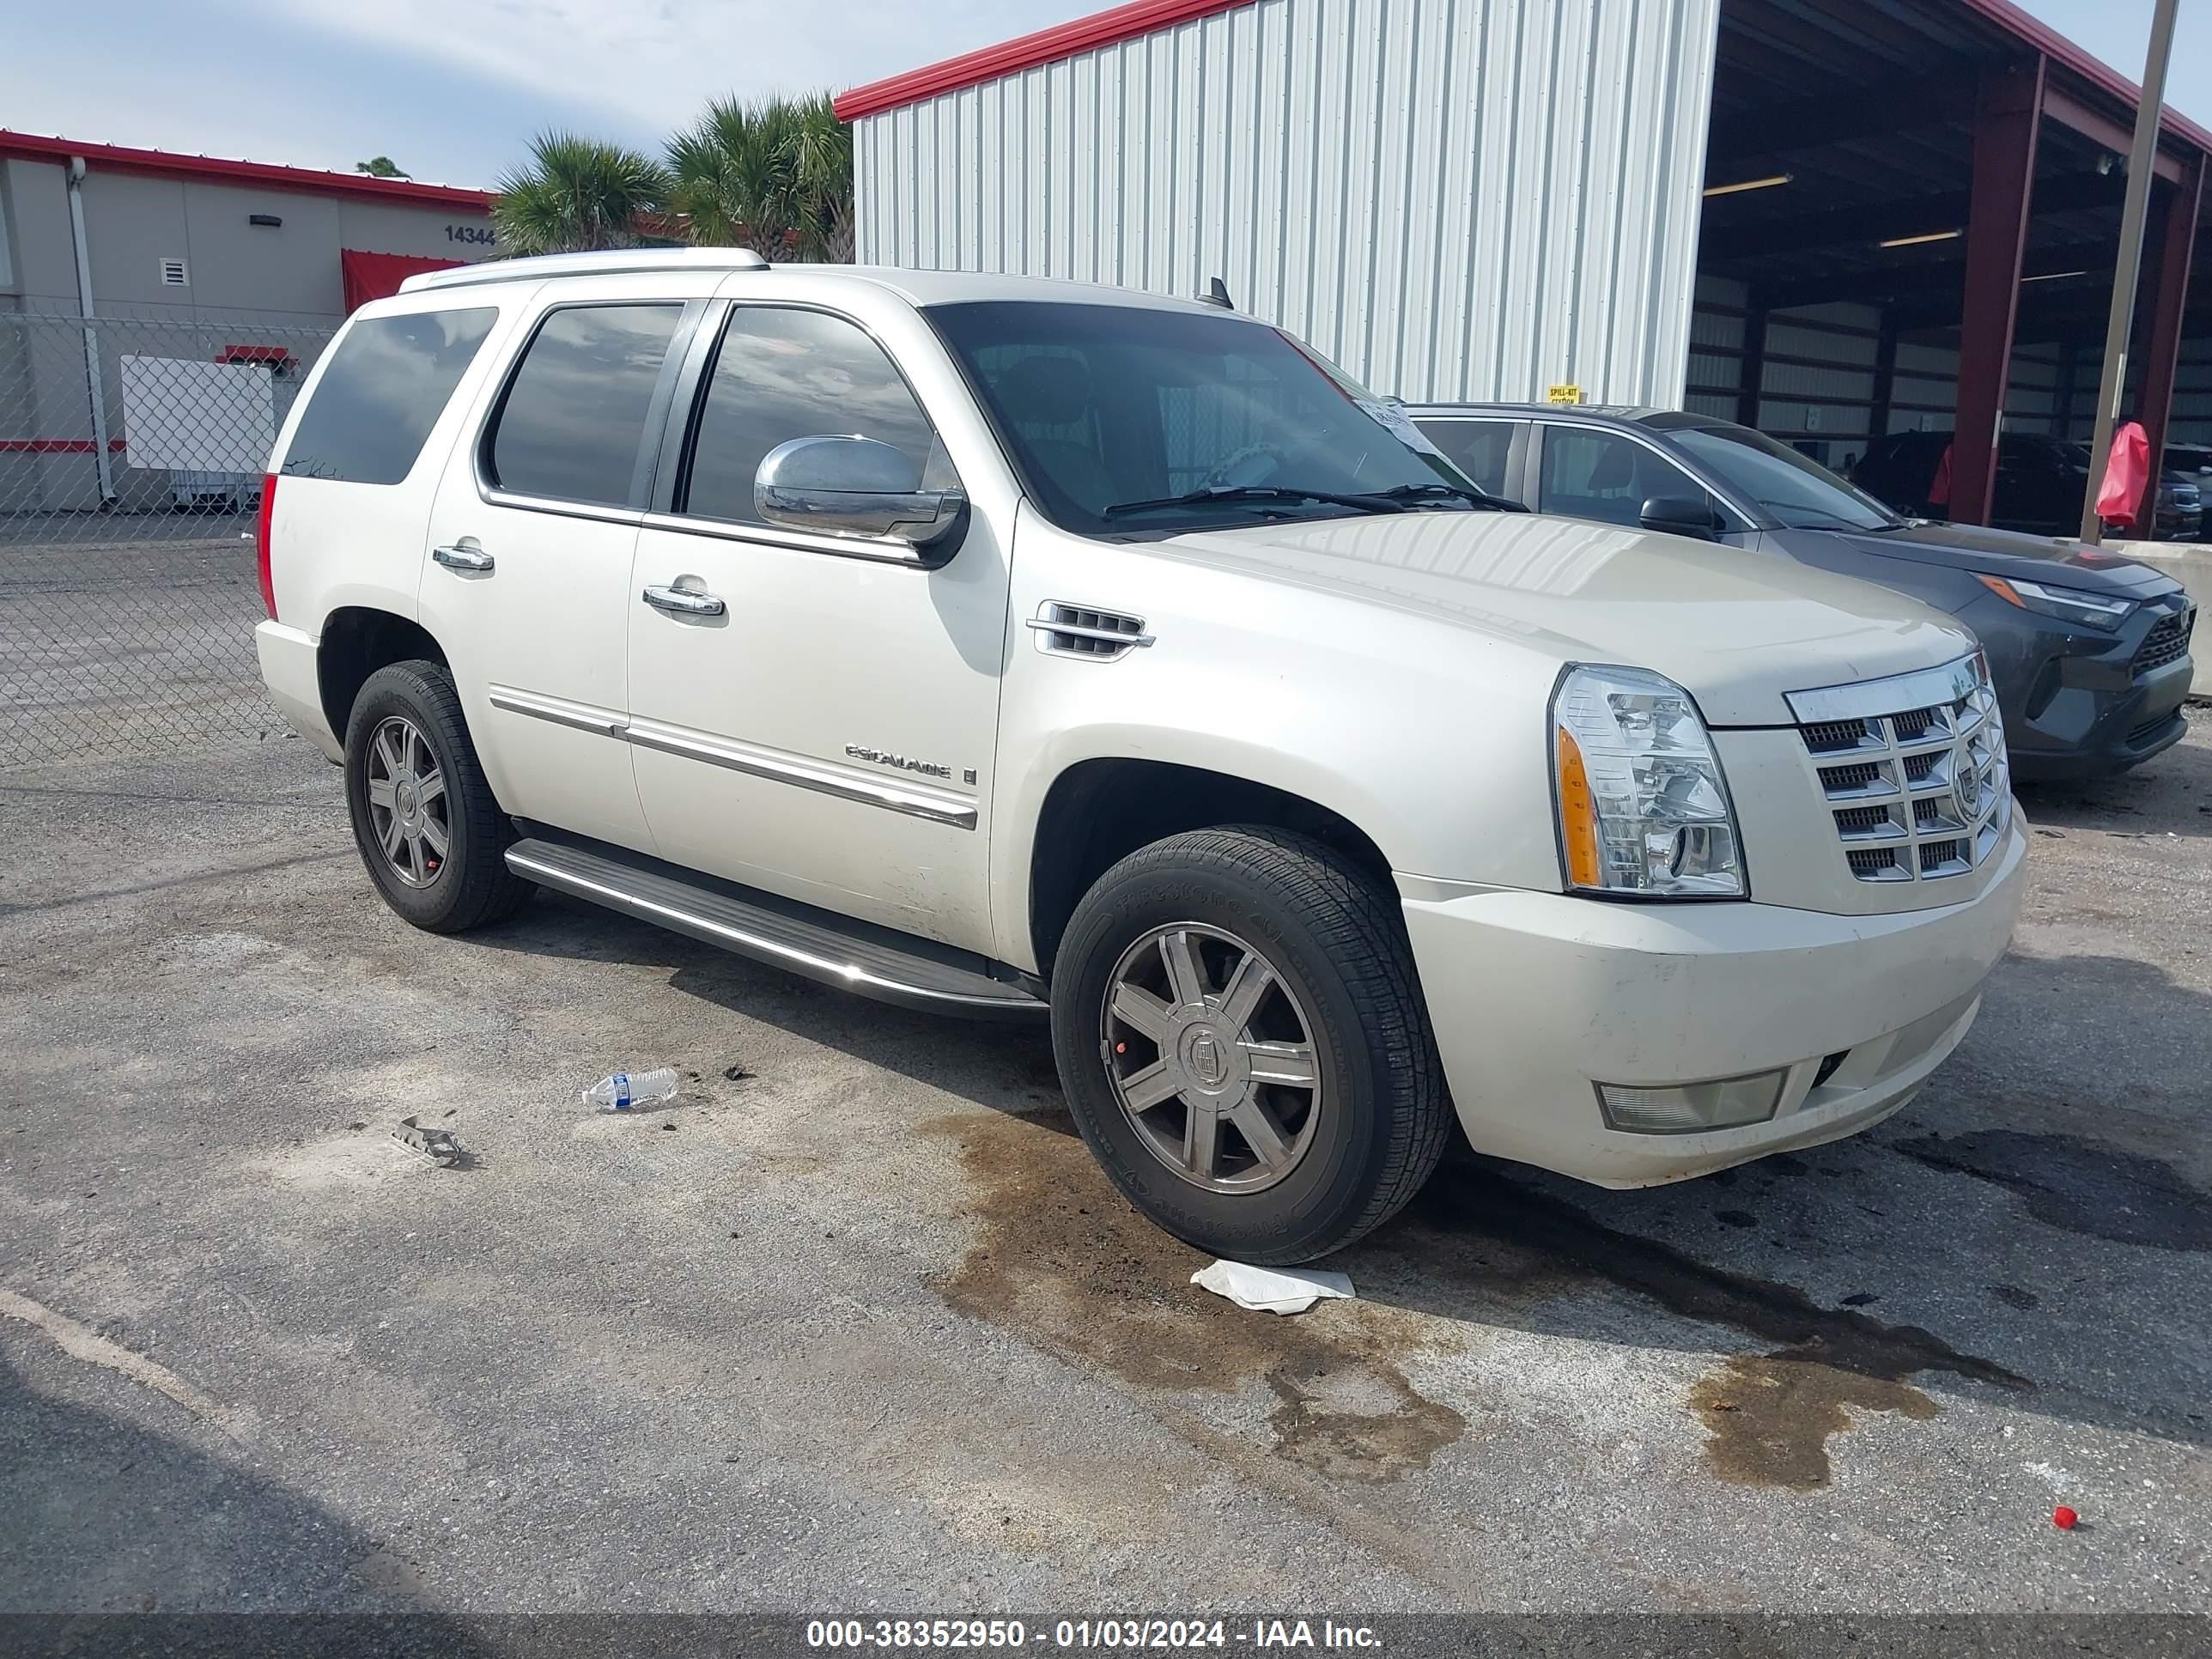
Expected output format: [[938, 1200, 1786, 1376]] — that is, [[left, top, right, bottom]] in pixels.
[[854, 0, 1722, 405]]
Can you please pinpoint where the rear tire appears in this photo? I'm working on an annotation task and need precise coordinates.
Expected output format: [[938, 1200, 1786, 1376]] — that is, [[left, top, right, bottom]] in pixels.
[[1051, 826, 1451, 1265], [343, 660, 531, 933]]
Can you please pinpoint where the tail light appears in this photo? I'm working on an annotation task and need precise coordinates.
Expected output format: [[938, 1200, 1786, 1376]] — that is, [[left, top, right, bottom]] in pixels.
[[254, 473, 278, 619]]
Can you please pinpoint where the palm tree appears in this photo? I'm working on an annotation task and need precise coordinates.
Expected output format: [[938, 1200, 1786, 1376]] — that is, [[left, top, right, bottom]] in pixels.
[[666, 94, 853, 263], [494, 132, 671, 257]]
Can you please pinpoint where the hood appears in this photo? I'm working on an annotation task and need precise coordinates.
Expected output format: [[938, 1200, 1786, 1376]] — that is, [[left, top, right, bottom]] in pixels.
[[1810, 520, 2182, 596], [1154, 510, 1975, 726]]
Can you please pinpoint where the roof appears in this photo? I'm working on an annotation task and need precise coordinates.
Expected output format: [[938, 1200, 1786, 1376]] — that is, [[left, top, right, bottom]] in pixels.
[[836, 0, 2212, 161], [835, 0, 1247, 120], [0, 131, 494, 210], [1406, 403, 1674, 424], [398, 250, 1233, 313]]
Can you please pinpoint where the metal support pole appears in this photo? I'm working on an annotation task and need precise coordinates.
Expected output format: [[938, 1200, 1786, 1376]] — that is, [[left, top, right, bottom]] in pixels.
[[64, 156, 118, 507], [2080, 0, 2182, 544], [1736, 303, 1768, 430], [1953, 61, 2045, 526], [2130, 159, 2202, 530]]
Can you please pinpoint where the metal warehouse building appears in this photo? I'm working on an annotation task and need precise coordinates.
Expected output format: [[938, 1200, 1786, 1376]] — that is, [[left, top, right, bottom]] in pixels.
[[1, 133, 496, 516], [839, 0, 2212, 532]]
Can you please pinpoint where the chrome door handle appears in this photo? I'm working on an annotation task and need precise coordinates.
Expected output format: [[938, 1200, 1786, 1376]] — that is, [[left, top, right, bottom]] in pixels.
[[642, 584, 726, 617], [433, 544, 495, 573]]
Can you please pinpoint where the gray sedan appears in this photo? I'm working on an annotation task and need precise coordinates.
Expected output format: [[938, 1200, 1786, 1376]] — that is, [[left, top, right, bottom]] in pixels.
[[1408, 404, 2196, 781]]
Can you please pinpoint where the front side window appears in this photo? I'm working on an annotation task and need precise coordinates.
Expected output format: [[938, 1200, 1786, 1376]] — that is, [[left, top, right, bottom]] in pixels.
[[1538, 428, 1706, 528], [486, 303, 684, 507], [927, 301, 1476, 534], [1414, 418, 1521, 499], [282, 307, 494, 484], [1667, 422, 1899, 532], [683, 307, 949, 525]]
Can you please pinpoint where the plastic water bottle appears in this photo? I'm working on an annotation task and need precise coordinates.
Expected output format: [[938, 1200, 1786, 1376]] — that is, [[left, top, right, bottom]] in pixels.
[[583, 1067, 678, 1113]]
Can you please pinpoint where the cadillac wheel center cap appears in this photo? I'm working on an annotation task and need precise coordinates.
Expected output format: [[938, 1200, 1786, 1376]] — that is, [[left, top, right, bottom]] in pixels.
[[1188, 1030, 1226, 1086]]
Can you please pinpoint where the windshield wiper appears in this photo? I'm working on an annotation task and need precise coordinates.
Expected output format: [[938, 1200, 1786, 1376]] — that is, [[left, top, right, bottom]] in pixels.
[[1102, 483, 1408, 520], [1354, 482, 1528, 513]]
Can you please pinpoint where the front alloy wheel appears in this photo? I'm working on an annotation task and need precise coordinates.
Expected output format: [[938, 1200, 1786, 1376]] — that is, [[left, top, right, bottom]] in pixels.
[[1103, 924, 1322, 1193]]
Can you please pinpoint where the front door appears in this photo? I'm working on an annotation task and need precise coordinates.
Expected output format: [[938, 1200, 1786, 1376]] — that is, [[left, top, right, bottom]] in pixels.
[[625, 301, 1009, 950], [420, 283, 710, 854]]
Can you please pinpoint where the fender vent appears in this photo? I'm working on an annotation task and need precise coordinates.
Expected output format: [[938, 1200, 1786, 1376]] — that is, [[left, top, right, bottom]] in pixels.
[[1027, 601, 1154, 661]]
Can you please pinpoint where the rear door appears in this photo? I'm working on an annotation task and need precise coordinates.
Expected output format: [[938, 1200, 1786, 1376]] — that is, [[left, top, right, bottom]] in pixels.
[[419, 276, 717, 852], [623, 295, 1010, 949]]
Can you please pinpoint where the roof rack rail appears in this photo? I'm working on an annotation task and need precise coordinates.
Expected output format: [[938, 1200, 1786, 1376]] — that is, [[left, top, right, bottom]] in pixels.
[[401, 246, 772, 293]]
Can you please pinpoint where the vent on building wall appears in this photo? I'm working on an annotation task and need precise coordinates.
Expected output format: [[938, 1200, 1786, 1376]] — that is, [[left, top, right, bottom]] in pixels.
[[159, 258, 189, 287]]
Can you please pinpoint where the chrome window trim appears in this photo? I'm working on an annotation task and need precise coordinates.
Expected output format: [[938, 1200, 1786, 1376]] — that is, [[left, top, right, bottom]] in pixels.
[[638, 509, 933, 568], [1786, 654, 1984, 725], [487, 685, 976, 830]]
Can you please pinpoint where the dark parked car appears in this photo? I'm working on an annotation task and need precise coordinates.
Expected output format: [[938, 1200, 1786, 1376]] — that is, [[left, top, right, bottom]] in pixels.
[[1408, 404, 2196, 781], [1852, 428, 2202, 541]]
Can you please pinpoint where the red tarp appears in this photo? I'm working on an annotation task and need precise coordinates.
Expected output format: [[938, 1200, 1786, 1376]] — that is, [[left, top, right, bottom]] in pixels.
[[340, 248, 464, 312], [2096, 422, 2152, 532]]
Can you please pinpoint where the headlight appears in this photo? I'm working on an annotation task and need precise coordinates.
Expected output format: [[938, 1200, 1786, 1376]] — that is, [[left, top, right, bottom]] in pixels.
[[1974, 574, 2136, 630], [1552, 665, 1745, 898]]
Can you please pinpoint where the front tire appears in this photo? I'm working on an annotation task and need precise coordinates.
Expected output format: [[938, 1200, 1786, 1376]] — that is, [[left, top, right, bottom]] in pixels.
[[343, 659, 530, 933], [1051, 827, 1451, 1265]]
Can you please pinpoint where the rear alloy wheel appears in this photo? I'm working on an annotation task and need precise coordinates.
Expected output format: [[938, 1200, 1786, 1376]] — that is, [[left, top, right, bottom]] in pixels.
[[344, 659, 532, 934], [1052, 826, 1452, 1265]]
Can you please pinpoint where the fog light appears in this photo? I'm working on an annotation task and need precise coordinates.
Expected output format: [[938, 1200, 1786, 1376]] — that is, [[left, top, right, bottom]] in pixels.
[[1596, 1070, 1787, 1133]]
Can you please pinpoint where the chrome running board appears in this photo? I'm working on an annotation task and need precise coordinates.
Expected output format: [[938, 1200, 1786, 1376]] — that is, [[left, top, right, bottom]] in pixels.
[[504, 836, 1046, 1020]]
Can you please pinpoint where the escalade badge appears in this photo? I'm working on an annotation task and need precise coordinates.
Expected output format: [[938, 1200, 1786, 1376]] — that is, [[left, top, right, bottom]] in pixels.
[[845, 744, 952, 781]]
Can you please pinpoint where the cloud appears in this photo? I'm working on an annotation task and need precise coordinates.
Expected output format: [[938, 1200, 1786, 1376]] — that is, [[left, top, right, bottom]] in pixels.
[[239, 0, 1091, 131]]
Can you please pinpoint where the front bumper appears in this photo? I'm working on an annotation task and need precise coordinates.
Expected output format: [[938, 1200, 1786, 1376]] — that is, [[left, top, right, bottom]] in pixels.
[[1972, 591, 2196, 781], [1399, 819, 2027, 1188]]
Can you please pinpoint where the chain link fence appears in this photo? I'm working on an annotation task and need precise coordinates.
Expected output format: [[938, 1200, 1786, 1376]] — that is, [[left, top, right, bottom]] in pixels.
[[3, 311, 336, 771]]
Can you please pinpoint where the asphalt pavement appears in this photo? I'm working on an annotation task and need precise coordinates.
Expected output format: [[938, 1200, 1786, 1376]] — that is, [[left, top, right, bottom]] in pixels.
[[2, 724, 2207, 1621]]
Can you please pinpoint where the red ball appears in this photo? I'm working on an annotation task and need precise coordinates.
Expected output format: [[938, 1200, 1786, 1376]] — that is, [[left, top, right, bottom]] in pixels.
[[2052, 1506, 2078, 1530]]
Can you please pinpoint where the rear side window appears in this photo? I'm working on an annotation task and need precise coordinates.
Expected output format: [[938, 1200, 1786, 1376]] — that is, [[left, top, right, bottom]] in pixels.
[[487, 303, 684, 507], [682, 307, 948, 526], [1416, 419, 1519, 498], [281, 307, 494, 484]]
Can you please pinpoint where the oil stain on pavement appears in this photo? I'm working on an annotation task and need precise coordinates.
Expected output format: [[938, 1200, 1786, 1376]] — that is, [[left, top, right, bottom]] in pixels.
[[1894, 1129, 2210, 1252], [1411, 1171, 2032, 1489], [924, 1109, 1468, 1484]]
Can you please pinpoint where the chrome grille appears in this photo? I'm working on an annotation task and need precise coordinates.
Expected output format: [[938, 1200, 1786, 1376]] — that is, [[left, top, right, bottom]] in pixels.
[[1790, 654, 2013, 885], [2133, 607, 2195, 676]]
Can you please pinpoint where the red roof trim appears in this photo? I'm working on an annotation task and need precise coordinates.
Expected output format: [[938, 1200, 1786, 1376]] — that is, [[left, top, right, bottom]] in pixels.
[[836, 0, 2211, 161], [1951, 0, 2212, 155], [834, 0, 1251, 121], [0, 131, 494, 210]]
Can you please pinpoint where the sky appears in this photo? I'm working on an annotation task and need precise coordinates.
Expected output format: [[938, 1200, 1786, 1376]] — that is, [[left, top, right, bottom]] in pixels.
[[0, 0, 2207, 191]]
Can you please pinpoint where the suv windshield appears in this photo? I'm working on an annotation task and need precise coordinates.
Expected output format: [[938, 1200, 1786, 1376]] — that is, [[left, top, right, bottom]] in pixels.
[[927, 301, 1475, 533], [1667, 422, 1903, 532]]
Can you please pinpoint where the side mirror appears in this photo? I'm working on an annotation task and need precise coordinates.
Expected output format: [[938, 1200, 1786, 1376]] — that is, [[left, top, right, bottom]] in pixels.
[[754, 435, 965, 548], [1639, 495, 1721, 540]]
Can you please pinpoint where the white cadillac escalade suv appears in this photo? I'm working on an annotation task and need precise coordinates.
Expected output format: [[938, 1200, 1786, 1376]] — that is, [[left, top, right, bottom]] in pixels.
[[254, 250, 2026, 1263]]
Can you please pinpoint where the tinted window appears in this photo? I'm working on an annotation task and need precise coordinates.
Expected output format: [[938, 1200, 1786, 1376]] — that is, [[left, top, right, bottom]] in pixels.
[[488, 304, 683, 507], [1538, 428, 1703, 528], [929, 301, 1475, 534], [281, 307, 494, 484], [1669, 423, 1898, 532], [684, 307, 947, 524], [1415, 419, 1519, 497]]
